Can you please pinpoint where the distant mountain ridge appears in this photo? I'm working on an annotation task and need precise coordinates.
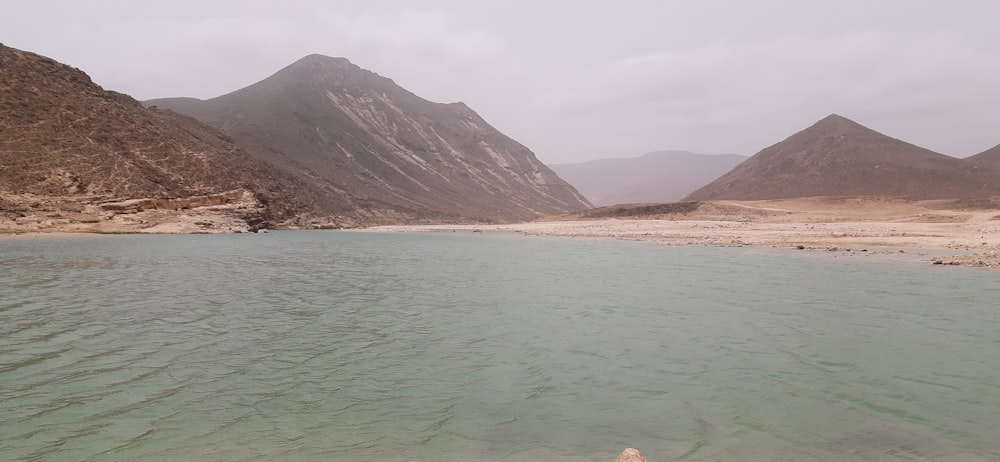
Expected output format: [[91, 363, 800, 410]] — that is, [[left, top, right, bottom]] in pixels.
[[686, 114, 1000, 201], [550, 151, 747, 206], [148, 54, 590, 223]]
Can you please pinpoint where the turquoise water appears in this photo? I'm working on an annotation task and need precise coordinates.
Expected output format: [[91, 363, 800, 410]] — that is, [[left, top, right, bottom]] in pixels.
[[1, 231, 998, 461]]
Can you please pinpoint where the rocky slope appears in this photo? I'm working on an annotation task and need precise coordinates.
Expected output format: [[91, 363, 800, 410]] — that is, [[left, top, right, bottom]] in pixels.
[[0, 44, 375, 233], [550, 150, 746, 206], [147, 54, 590, 222], [967, 143, 1000, 168], [685, 114, 1000, 201]]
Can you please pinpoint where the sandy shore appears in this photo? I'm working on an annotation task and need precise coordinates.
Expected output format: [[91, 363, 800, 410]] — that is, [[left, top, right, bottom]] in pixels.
[[363, 197, 1000, 267], [6, 196, 999, 266]]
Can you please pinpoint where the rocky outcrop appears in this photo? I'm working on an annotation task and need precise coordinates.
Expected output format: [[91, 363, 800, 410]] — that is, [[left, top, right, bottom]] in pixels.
[[0, 43, 352, 231], [98, 189, 249, 213], [614, 448, 648, 462], [1, 189, 267, 234], [148, 54, 591, 223]]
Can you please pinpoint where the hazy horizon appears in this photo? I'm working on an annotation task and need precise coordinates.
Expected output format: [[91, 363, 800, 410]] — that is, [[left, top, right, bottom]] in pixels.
[[4, 1, 1000, 163]]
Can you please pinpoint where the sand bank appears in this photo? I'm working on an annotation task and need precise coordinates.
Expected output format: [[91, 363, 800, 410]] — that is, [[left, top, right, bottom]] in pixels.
[[364, 197, 1000, 267]]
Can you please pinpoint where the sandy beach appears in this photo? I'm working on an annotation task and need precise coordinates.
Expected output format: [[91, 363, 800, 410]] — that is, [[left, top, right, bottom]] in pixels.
[[364, 197, 1000, 267]]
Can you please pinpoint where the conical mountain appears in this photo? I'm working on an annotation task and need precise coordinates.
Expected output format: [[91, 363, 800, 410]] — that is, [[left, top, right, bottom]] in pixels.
[[550, 150, 747, 206], [685, 114, 1000, 201], [966, 143, 1000, 168], [148, 54, 590, 222], [0, 43, 338, 228]]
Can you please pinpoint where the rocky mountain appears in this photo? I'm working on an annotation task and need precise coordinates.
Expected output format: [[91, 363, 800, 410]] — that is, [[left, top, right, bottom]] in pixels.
[[550, 151, 747, 206], [966, 143, 1000, 168], [685, 114, 1000, 201], [0, 43, 359, 233], [147, 54, 590, 222]]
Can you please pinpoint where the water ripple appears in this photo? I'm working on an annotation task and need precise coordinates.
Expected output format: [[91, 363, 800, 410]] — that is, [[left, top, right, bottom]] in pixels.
[[1, 233, 998, 461]]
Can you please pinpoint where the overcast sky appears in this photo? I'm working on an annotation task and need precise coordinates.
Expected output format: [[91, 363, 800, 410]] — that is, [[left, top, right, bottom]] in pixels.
[[4, 1, 1000, 163]]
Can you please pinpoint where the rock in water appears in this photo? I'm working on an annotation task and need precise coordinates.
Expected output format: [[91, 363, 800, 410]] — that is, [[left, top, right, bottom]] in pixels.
[[614, 447, 647, 462]]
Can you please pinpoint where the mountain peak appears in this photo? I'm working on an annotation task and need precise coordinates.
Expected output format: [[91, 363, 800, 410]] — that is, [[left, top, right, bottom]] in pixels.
[[290, 54, 355, 69], [685, 114, 999, 201], [279, 54, 363, 78], [263, 53, 398, 91], [146, 52, 590, 222], [805, 113, 869, 134]]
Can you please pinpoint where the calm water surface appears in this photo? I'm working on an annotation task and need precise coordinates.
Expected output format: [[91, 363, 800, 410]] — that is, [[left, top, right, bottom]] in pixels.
[[1, 231, 997, 461]]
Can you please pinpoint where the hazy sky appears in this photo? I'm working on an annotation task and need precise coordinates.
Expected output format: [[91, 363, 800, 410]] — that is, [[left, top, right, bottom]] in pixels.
[[4, 1, 1000, 163]]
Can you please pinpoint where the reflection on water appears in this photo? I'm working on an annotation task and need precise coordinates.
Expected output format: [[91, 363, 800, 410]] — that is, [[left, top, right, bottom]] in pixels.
[[1, 231, 998, 461]]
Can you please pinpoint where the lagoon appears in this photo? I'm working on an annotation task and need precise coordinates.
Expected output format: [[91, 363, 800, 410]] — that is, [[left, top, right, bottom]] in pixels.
[[1, 232, 997, 461]]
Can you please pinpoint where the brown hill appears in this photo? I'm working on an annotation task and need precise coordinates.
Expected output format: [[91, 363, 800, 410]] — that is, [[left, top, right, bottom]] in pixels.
[[550, 151, 746, 206], [0, 44, 384, 232], [685, 114, 1000, 201], [966, 143, 1000, 168], [147, 54, 590, 222]]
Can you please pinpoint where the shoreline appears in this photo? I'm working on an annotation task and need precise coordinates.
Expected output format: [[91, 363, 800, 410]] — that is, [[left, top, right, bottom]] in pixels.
[[359, 218, 1000, 267], [5, 196, 1000, 267], [359, 197, 1000, 266]]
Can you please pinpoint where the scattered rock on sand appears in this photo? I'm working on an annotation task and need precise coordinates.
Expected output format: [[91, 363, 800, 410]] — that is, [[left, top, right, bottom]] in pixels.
[[931, 252, 1000, 267]]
